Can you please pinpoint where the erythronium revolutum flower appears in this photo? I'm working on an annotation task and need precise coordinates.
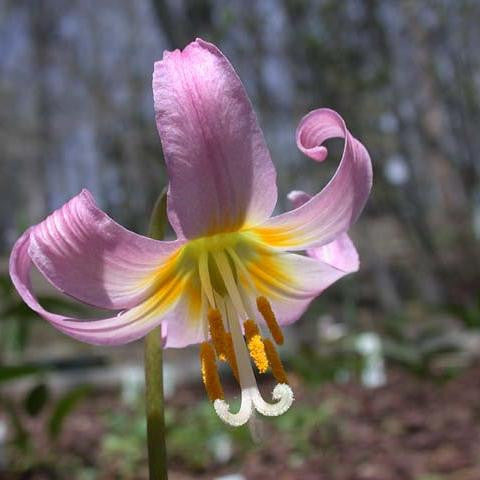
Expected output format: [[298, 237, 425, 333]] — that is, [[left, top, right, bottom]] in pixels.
[[9, 38, 372, 426]]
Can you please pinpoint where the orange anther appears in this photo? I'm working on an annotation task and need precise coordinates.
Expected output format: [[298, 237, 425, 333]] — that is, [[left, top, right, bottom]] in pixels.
[[264, 338, 288, 384], [207, 308, 226, 357], [200, 342, 224, 401], [256, 296, 284, 345], [244, 319, 269, 374]]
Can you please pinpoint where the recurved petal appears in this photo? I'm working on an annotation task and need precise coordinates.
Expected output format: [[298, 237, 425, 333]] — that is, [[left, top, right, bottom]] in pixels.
[[307, 233, 359, 273], [162, 296, 206, 348], [242, 248, 352, 326], [153, 38, 277, 239], [287, 190, 359, 273], [9, 230, 185, 345], [26, 189, 185, 310], [253, 109, 372, 251]]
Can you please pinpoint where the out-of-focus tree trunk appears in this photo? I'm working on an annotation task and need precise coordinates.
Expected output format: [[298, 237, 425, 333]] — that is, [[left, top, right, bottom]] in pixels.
[[150, 0, 214, 49], [26, 1, 51, 220], [150, 0, 186, 48], [403, 1, 480, 302]]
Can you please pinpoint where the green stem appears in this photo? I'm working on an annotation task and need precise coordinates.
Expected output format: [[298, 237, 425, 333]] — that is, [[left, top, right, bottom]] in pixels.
[[145, 190, 168, 480], [144, 328, 167, 479]]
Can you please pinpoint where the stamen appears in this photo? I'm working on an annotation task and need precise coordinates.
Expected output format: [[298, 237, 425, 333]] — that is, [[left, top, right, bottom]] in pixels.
[[223, 332, 240, 382], [264, 339, 288, 384], [198, 251, 216, 308], [227, 248, 261, 323], [214, 292, 228, 324], [243, 320, 269, 374], [201, 291, 209, 341], [213, 251, 247, 318], [210, 258, 294, 426], [200, 342, 224, 402], [227, 247, 256, 293], [207, 308, 226, 357], [256, 296, 284, 345]]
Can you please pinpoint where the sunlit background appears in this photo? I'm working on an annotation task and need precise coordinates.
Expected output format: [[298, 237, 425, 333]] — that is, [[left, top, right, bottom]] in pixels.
[[1, 1, 480, 479]]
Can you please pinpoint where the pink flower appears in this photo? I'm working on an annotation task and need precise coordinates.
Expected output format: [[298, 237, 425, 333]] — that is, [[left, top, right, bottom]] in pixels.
[[10, 39, 372, 425]]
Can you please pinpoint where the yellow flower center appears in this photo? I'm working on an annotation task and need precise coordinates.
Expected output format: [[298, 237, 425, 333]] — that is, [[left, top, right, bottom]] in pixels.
[[146, 230, 295, 426]]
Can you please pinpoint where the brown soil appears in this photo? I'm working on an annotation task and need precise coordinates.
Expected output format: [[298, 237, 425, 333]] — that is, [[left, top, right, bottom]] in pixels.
[[3, 365, 480, 480]]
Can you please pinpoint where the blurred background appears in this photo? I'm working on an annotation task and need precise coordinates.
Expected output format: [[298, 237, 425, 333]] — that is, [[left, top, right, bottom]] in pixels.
[[1, 0, 480, 479]]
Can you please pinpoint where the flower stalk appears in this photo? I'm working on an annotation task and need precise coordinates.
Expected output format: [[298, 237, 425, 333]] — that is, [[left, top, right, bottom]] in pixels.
[[145, 190, 168, 480]]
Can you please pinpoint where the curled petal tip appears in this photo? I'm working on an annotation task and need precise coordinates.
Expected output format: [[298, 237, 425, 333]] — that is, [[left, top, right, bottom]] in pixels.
[[303, 145, 329, 163], [258, 108, 372, 250]]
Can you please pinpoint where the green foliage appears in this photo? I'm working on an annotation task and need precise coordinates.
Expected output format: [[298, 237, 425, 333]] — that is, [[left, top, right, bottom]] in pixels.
[[287, 340, 363, 385], [0, 272, 33, 356], [148, 188, 168, 240], [99, 393, 339, 475], [381, 309, 465, 378], [24, 382, 50, 417], [0, 364, 43, 383], [448, 294, 480, 329], [0, 397, 29, 451], [48, 385, 93, 440], [2, 382, 93, 460], [101, 399, 251, 475], [275, 402, 337, 458], [0, 270, 95, 460], [0, 271, 86, 360], [167, 401, 250, 470]]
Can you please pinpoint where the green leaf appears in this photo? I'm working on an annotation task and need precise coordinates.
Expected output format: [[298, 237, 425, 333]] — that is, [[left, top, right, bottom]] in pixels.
[[0, 398, 30, 451], [24, 383, 50, 416], [48, 384, 92, 440], [1, 301, 34, 319], [0, 364, 43, 383], [0, 273, 12, 294], [1, 317, 32, 354], [148, 188, 168, 240]]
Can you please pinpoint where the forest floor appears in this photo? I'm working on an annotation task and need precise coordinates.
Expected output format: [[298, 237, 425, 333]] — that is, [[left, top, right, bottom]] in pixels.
[[3, 364, 480, 480]]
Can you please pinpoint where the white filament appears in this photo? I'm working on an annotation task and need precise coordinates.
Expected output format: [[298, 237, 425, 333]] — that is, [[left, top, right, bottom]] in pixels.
[[209, 252, 294, 427], [212, 251, 247, 319], [198, 251, 216, 308], [200, 291, 209, 340]]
